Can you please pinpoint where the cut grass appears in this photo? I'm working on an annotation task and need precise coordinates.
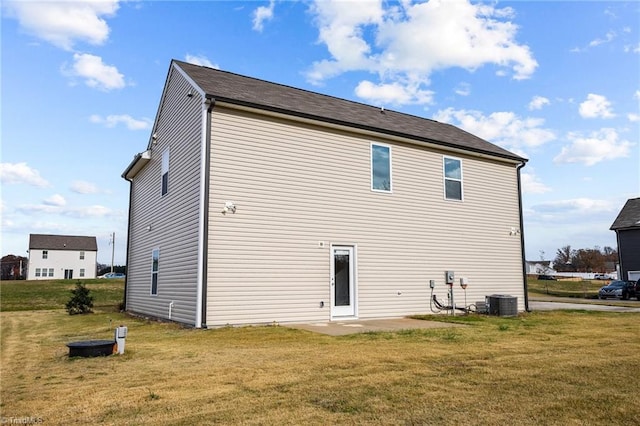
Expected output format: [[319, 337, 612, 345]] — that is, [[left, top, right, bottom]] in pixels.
[[527, 277, 610, 299], [1, 309, 639, 424], [0, 279, 124, 312], [1, 279, 639, 424]]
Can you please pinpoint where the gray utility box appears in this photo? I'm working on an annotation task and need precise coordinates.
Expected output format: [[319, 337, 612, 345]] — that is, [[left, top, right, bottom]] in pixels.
[[486, 295, 517, 317]]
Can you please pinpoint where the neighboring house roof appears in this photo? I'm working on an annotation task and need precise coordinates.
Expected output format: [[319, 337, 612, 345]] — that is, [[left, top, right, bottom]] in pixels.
[[29, 234, 97, 251], [173, 60, 526, 163], [610, 198, 640, 231]]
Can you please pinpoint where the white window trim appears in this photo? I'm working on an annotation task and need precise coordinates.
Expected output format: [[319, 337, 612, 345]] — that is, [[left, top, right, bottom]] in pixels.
[[443, 155, 464, 202], [370, 142, 393, 193]]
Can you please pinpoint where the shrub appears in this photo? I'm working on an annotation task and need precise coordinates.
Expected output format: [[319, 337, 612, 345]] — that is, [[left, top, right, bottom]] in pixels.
[[65, 282, 94, 315]]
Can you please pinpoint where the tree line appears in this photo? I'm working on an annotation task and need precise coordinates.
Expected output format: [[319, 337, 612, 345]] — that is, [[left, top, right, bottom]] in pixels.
[[551, 245, 618, 273]]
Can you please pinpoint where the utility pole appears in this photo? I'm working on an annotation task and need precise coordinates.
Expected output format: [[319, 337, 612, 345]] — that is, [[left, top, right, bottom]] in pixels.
[[110, 232, 115, 273]]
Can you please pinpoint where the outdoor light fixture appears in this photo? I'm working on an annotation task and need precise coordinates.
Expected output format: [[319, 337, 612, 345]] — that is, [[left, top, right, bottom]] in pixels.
[[222, 201, 236, 214]]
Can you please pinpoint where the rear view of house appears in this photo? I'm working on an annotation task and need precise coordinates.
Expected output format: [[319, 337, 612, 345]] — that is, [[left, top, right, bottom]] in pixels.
[[27, 234, 97, 280], [122, 60, 528, 328]]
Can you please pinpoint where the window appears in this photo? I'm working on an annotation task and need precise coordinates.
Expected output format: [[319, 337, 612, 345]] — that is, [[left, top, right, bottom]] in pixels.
[[48, 268, 54, 277], [79, 251, 85, 260], [371, 144, 392, 192], [151, 248, 160, 295], [80, 268, 85, 277], [35, 268, 41, 277], [161, 150, 169, 196], [42, 250, 48, 259], [443, 157, 463, 201]]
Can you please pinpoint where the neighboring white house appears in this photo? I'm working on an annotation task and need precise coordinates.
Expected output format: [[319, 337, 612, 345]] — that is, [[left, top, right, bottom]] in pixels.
[[122, 60, 529, 328], [525, 261, 556, 275], [27, 234, 97, 280]]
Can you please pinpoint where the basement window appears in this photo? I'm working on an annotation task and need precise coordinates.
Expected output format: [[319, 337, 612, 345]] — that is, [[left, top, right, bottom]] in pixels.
[[443, 156, 463, 201], [151, 248, 159, 295]]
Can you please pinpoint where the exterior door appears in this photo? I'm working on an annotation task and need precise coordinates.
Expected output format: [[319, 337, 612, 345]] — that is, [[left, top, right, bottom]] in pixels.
[[331, 246, 355, 318], [64, 269, 73, 279]]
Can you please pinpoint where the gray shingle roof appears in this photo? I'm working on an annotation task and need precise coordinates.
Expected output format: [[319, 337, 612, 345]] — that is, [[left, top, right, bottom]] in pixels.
[[610, 198, 640, 230], [174, 60, 526, 163], [29, 234, 97, 251]]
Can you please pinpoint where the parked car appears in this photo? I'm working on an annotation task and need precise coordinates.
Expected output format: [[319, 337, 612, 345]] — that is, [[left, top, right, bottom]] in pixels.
[[103, 272, 126, 279], [598, 280, 637, 300], [537, 275, 557, 281], [594, 274, 611, 280]]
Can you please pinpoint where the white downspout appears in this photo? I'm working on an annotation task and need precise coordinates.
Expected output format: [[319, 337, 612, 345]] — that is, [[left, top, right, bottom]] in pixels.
[[195, 98, 210, 328]]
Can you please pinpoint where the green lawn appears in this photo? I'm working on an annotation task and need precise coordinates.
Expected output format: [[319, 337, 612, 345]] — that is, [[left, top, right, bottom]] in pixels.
[[1, 277, 640, 424], [0, 279, 124, 312], [527, 277, 606, 298]]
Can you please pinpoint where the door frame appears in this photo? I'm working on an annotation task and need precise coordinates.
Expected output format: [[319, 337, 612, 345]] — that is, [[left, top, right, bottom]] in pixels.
[[330, 244, 357, 319]]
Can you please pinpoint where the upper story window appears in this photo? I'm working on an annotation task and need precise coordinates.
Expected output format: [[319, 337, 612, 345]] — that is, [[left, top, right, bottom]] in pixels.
[[371, 143, 392, 192], [42, 250, 48, 259], [79, 251, 85, 260], [161, 149, 170, 196], [443, 156, 463, 201]]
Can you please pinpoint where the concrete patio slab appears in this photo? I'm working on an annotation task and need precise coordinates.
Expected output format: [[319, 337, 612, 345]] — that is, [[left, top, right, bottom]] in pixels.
[[285, 317, 466, 336]]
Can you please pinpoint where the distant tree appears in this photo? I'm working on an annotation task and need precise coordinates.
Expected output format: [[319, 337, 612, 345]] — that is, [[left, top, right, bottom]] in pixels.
[[553, 246, 575, 272], [552, 245, 617, 273], [1, 255, 28, 280], [97, 265, 127, 276]]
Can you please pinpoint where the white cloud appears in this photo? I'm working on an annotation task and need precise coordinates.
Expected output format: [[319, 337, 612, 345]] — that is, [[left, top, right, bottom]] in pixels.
[[521, 171, 551, 194], [554, 128, 633, 166], [433, 108, 555, 153], [624, 43, 640, 53], [589, 30, 616, 47], [528, 96, 550, 110], [532, 198, 614, 216], [70, 181, 99, 195], [355, 80, 434, 106], [43, 194, 66, 207], [17, 203, 121, 219], [579, 94, 615, 119], [628, 113, 640, 122], [253, 0, 275, 32], [184, 54, 219, 69], [90, 114, 152, 130], [65, 53, 125, 91], [454, 82, 471, 97], [634, 90, 640, 100], [3, 0, 119, 50], [0, 162, 50, 187], [306, 0, 537, 105]]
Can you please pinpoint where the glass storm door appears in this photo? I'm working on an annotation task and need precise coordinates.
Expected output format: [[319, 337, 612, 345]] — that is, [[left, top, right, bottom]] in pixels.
[[64, 269, 73, 279], [331, 246, 355, 317]]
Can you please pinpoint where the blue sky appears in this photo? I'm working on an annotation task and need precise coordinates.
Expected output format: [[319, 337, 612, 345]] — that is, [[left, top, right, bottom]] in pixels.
[[1, 0, 638, 266]]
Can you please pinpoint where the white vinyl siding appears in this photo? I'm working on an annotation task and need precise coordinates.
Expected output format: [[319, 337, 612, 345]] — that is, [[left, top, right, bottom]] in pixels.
[[124, 65, 202, 325], [206, 107, 524, 326], [27, 249, 97, 280]]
